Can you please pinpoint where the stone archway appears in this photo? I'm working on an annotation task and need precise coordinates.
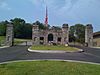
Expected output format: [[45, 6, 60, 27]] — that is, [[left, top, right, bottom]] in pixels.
[[48, 34, 53, 42]]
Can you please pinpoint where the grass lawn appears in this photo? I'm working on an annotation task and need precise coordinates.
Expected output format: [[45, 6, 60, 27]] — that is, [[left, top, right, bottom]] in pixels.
[[0, 36, 31, 45], [14, 38, 31, 45], [0, 61, 100, 75], [30, 45, 79, 51], [0, 36, 5, 41], [0, 36, 5, 46]]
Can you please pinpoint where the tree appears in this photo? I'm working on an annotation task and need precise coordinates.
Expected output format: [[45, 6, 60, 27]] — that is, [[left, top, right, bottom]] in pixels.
[[69, 24, 85, 44], [24, 23, 32, 39], [69, 26, 76, 42], [0, 20, 9, 36], [51, 26, 61, 30], [10, 18, 32, 38], [33, 21, 48, 29]]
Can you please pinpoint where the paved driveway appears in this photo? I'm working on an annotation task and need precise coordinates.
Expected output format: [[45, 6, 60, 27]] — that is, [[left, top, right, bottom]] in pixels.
[[0, 46, 100, 63]]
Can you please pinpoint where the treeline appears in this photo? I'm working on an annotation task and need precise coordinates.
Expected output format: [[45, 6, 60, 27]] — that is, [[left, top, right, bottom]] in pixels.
[[0, 18, 32, 39], [0, 18, 47, 39], [69, 24, 85, 44], [0, 18, 86, 43]]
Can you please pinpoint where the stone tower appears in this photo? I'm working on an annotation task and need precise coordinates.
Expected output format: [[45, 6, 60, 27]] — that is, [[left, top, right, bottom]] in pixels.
[[32, 25, 40, 45], [5, 23, 14, 46], [85, 24, 93, 47], [62, 24, 69, 45]]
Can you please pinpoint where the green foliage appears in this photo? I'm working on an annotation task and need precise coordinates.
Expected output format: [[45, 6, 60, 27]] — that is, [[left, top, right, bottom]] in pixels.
[[10, 18, 32, 39], [69, 26, 76, 42], [33, 21, 47, 29], [51, 26, 61, 30], [0, 21, 8, 36], [0, 61, 100, 75], [69, 24, 85, 44], [0, 36, 5, 41]]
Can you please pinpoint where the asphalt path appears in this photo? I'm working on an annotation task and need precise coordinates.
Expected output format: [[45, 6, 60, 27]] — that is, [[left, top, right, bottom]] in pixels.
[[0, 45, 100, 63]]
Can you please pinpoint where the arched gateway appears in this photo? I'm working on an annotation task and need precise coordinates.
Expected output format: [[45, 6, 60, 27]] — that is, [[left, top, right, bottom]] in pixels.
[[4, 23, 94, 47], [32, 24, 69, 45], [48, 34, 53, 42]]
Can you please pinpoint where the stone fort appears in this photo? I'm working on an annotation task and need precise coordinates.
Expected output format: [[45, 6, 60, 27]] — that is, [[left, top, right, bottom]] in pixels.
[[5, 23, 94, 47], [32, 24, 69, 45]]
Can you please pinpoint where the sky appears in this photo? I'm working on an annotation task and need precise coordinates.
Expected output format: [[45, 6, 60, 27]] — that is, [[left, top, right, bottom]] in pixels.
[[0, 0, 100, 32]]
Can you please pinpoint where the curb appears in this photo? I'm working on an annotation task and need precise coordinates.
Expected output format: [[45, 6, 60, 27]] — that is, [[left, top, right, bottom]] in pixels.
[[0, 46, 9, 49], [28, 47, 84, 53], [93, 47, 100, 49], [0, 59, 100, 65]]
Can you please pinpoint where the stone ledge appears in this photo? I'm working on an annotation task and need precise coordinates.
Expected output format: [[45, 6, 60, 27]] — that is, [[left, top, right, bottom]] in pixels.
[[28, 47, 83, 53], [0, 46, 9, 49], [93, 47, 100, 49]]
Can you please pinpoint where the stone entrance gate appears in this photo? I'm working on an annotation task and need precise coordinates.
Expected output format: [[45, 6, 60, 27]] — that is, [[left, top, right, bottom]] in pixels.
[[4, 23, 93, 47]]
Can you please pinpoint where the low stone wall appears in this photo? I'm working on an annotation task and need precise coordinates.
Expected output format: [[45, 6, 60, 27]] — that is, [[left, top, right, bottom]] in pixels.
[[69, 42, 84, 46], [93, 38, 100, 47]]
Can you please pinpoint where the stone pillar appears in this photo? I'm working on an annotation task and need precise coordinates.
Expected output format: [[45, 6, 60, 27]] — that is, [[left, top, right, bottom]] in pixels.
[[55, 34, 58, 44], [53, 33, 56, 43], [5, 23, 14, 46], [85, 24, 93, 47], [32, 25, 40, 45], [61, 24, 69, 45], [44, 35, 48, 45]]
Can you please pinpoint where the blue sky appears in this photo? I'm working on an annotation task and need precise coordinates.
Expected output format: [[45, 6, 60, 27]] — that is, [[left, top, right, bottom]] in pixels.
[[0, 0, 100, 32]]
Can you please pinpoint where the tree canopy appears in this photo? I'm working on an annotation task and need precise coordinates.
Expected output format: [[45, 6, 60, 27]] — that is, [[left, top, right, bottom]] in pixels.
[[69, 24, 85, 44], [33, 21, 47, 30], [0, 20, 8, 36], [10, 18, 32, 39]]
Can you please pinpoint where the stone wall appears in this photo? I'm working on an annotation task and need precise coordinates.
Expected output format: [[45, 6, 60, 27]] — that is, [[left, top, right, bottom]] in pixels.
[[93, 38, 100, 47]]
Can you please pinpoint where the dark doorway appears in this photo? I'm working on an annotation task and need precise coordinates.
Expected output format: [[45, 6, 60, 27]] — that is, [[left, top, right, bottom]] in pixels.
[[58, 37, 61, 42], [40, 37, 44, 40], [48, 34, 53, 42], [40, 37, 44, 45]]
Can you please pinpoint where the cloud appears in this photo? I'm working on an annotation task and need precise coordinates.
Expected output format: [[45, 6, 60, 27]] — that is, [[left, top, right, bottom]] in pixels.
[[29, 0, 80, 12], [0, 1, 11, 10], [13, 0, 100, 31], [29, 0, 43, 6], [29, 0, 66, 9]]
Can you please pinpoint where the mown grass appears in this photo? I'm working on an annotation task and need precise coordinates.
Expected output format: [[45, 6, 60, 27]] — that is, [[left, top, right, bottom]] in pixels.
[[0, 36, 5, 41], [14, 38, 31, 45], [0, 36, 31, 45], [0, 36, 5, 46], [0, 61, 100, 75], [31, 45, 79, 51]]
